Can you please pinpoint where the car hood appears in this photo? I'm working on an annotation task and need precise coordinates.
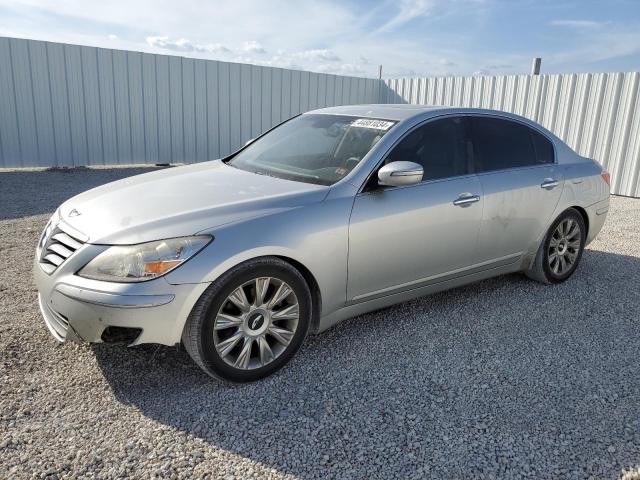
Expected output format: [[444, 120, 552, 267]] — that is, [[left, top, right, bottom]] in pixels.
[[58, 161, 328, 244]]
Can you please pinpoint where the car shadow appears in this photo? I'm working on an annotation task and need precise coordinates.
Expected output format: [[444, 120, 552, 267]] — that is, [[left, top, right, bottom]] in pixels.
[[0, 167, 166, 220], [93, 248, 640, 478]]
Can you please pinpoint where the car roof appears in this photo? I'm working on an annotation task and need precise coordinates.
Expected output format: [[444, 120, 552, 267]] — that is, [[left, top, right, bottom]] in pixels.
[[307, 104, 446, 121], [307, 104, 553, 126]]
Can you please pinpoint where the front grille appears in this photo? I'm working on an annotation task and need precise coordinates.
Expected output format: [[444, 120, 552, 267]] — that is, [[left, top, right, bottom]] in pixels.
[[39, 223, 86, 274]]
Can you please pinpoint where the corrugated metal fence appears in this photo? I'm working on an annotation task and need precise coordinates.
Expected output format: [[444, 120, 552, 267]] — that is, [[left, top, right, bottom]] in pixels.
[[1, 36, 639, 197], [383, 73, 640, 197], [0, 37, 381, 168]]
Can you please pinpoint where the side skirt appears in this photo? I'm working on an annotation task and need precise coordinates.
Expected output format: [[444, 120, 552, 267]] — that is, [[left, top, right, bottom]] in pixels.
[[316, 258, 523, 333]]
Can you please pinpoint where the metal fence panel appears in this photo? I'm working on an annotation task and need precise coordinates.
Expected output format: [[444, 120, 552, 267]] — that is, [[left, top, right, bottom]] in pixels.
[[80, 46, 103, 166], [384, 72, 640, 197], [0, 39, 20, 165], [1, 37, 637, 197], [0, 37, 381, 169], [251, 65, 262, 139], [142, 53, 160, 163], [182, 57, 197, 164], [261, 67, 272, 132], [205, 60, 220, 159], [96, 47, 117, 165], [193, 59, 208, 163], [113, 49, 132, 164], [28, 41, 56, 166], [11, 38, 39, 166], [217, 61, 231, 157]]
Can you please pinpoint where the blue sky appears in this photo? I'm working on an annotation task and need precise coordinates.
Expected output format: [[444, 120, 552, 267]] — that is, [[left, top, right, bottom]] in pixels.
[[0, 0, 638, 77]]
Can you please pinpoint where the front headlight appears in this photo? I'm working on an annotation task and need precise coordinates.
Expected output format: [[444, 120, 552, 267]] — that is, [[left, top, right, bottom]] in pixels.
[[77, 235, 212, 283]]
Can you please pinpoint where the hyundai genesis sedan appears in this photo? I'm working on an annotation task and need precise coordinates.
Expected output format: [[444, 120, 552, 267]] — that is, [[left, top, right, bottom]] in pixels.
[[34, 105, 610, 382]]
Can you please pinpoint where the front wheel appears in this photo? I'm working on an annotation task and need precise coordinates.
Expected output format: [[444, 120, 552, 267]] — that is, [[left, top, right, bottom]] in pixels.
[[182, 257, 312, 382], [526, 208, 586, 284]]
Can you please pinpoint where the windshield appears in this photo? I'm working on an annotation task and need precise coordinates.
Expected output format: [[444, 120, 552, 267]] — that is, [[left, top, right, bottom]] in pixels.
[[227, 114, 396, 186]]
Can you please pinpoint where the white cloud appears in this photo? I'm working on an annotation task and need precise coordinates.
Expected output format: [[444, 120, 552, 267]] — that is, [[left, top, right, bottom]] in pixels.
[[375, 0, 489, 33], [242, 40, 266, 54], [235, 48, 344, 71], [146, 36, 198, 52], [378, 0, 434, 32], [203, 43, 231, 54], [550, 20, 607, 29], [316, 63, 366, 75], [292, 49, 341, 62], [108, 34, 118, 40], [146, 36, 230, 54]]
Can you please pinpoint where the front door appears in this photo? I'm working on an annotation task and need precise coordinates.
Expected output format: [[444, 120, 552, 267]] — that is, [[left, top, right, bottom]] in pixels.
[[347, 116, 483, 301], [348, 176, 483, 301]]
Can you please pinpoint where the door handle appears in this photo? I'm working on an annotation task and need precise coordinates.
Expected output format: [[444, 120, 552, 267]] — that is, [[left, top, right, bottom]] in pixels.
[[541, 178, 559, 189], [453, 194, 480, 206]]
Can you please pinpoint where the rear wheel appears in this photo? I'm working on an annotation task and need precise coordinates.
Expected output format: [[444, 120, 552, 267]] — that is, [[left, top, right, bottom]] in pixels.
[[182, 257, 311, 382], [526, 208, 586, 284]]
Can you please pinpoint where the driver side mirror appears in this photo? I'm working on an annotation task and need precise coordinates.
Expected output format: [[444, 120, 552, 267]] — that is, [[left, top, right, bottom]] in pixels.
[[378, 161, 423, 187]]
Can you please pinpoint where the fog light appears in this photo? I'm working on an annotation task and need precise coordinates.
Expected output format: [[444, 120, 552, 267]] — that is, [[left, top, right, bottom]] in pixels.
[[101, 326, 142, 344]]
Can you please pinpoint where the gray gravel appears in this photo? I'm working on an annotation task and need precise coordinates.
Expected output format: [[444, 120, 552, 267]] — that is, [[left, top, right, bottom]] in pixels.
[[1, 167, 639, 479]]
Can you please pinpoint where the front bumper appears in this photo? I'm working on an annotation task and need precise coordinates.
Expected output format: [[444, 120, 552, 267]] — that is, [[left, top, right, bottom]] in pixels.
[[34, 241, 210, 346]]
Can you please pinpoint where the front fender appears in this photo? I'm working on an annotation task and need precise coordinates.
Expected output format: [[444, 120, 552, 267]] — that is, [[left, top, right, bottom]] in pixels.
[[163, 194, 354, 319]]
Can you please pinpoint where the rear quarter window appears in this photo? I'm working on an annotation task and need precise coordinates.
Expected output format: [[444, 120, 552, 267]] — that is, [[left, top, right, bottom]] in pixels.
[[530, 129, 555, 164]]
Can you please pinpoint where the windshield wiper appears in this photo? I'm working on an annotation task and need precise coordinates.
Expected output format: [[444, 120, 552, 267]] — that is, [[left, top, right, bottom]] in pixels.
[[255, 168, 320, 181], [252, 169, 279, 179]]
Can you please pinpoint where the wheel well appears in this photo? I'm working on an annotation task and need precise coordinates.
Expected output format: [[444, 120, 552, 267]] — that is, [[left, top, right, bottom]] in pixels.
[[275, 256, 322, 335], [570, 206, 589, 238]]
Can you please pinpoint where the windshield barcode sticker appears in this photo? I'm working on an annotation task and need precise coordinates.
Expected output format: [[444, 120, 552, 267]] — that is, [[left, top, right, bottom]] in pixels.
[[351, 119, 394, 131]]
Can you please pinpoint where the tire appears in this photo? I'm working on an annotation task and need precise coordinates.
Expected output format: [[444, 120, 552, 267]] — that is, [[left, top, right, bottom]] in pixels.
[[525, 208, 586, 284], [182, 257, 312, 383]]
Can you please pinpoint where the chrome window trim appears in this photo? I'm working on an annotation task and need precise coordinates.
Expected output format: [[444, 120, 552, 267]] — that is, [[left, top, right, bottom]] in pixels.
[[472, 162, 559, 178]]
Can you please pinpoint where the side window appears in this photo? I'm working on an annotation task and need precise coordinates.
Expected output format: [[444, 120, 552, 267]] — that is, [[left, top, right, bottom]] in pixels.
[[531, 129, 555, 164], [470, 117, 539, 172], [385, 117, 470, 181]]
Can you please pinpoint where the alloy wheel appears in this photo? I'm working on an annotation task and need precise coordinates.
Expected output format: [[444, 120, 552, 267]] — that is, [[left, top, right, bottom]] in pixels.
[[212, 277, 299, 370], [548, 218, 582, 276]]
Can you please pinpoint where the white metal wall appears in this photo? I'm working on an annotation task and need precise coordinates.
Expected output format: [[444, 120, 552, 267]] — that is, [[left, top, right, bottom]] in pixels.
[[1, 36, 639, 198], [383, 73, 640, 197], [0, 37, 382, 168]]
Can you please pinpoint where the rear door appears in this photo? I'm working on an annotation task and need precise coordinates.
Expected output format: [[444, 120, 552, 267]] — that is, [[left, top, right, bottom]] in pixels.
[[469, 116, 563, 263]]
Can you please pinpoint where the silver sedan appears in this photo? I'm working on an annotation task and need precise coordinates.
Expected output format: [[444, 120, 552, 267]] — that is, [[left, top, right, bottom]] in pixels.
[[34, 105, 610, 382]]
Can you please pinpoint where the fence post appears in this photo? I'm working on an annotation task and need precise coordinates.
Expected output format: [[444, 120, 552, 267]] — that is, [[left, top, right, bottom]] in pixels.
[[531, 57, 542, 75]]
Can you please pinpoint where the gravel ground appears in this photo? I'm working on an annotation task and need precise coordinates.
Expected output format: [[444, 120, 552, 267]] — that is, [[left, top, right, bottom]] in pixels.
[[1, 167, 639, 479]]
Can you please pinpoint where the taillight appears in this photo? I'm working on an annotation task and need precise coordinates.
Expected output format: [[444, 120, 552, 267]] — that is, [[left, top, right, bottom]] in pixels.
[[601, 171, 611, 186]]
